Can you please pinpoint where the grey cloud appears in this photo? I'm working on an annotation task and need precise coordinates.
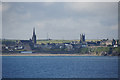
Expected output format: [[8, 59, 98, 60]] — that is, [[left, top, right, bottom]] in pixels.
[[2, 2, 118, 40]]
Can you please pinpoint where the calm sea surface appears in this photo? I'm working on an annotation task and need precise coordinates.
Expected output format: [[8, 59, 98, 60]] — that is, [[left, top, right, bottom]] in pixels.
[[2, 56, 118, 78]]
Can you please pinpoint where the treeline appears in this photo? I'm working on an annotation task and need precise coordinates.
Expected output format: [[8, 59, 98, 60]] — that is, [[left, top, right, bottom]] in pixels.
[[2, 40, 16, 46]]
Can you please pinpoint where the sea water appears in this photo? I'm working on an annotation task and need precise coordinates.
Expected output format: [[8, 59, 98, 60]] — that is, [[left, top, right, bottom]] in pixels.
[[2, 56, 118, 78]]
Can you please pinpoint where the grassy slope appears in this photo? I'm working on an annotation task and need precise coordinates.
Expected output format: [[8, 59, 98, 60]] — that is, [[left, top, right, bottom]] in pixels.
[[37, 39, 100, 44]]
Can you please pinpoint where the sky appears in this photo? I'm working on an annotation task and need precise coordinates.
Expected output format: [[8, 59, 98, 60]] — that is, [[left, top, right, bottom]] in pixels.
[[2, 2, 118, 40]]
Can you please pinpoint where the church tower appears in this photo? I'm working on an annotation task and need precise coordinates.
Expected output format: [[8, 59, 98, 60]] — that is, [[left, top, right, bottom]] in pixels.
[[32, 28, 36, 44], [80, 34, 85, 43]]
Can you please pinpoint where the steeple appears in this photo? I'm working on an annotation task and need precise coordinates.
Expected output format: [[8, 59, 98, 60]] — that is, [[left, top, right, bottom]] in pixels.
[[33, 27, 35, 36], [32, 27, 36, 44]]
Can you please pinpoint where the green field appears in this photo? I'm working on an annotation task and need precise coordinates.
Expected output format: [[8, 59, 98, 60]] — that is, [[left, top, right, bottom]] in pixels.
[[37, 39, 101, 44], [37, 40, 76, 44]]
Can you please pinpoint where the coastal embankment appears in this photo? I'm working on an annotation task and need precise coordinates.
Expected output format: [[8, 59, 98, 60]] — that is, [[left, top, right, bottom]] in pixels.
[[1, 53, 97, 56]]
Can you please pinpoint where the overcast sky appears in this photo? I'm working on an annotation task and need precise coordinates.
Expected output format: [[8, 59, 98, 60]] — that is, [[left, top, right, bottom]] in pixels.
[[2, 2, 118, 40]]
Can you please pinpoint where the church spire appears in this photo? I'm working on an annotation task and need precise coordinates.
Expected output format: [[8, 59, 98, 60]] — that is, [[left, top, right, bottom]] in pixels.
[[32, 27, 36, 44], [33, 27, 35, 35]]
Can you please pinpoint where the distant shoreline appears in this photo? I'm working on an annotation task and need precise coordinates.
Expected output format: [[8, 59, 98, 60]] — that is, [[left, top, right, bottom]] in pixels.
[[1, 53, 97, 56]]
